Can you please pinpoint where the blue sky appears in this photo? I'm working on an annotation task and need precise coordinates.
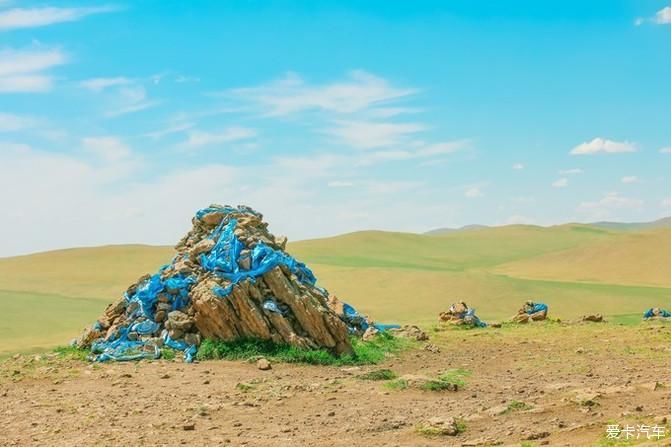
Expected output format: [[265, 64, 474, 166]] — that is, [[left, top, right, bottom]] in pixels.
[[0, 0, 670, 256]]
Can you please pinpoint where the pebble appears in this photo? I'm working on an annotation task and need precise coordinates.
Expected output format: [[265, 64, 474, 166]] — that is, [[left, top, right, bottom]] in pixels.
[[257, 358, 272, 371]]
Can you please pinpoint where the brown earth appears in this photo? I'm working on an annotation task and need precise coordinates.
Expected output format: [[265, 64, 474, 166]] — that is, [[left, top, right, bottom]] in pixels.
[[1, 323, 670, 447]]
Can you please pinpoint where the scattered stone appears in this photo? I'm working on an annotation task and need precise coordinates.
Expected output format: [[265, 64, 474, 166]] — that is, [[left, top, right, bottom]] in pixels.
[[485, 405, 509, 417], [389, 325, 428, 341], [462, 438, 501, 446], [581, 314, 604, 323], [573, 389, 601, 407], [257, 358, 272, 371], [417, 416, 461, 436], [424, 343, 441, 353], [182, 422, 195, 431], [524, 431, 550, 440]]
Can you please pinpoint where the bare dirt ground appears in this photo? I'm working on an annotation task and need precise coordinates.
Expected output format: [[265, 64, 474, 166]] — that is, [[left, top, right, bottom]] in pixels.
[[2, 322, 670, 447]]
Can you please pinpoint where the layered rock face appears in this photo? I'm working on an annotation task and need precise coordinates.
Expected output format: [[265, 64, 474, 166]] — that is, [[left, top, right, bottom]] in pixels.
[[75, 205, 354, 361]]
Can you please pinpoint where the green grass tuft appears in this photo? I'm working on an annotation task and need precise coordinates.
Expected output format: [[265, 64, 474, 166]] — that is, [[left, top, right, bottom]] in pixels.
[[504, 400, 533, 413], [235, 382, 255, 392], [53, 346, 89, 361], [385, 378, 409, 390], [421, 380, 457, 391], [420, 368, 471, 391], [160, 347, 177, 360], [356, 369, 397, 381], [438, 368, 471, 387], [195, 332, 409, 366], [415, 418, 466, 436]]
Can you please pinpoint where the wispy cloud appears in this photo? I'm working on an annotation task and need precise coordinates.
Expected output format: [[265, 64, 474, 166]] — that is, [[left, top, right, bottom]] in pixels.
[[80, 77, 132, 91], [559, 168, 583, 175], [104, 85, 159, 117], [0, 112, 35, 131], [367, 180, 423, 194], [552, 178, 568, 188], [183, 127, 256, 149], [227, 70, 417, 116], [506, 215, 535, 225], [465, 186, 484, 198], [325, 120, 425, 149], [662, 198, 671, 208], [512, 163, 525, 170], [621, 176, 639, 184], [570, 137, 637, 155], [143, 121, 195, 139], [0, 6, 118, 31], [578, 192, 644, 219], [660, 147, 671, 154], [82, 136, 132, 162], [0, 48, 66, 93], [327, 180, 354, 188], [355, 140, 468, 166]]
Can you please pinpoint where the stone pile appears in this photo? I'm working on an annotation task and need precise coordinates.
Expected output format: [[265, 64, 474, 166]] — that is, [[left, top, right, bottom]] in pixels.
[[75, 204, 375, 361]]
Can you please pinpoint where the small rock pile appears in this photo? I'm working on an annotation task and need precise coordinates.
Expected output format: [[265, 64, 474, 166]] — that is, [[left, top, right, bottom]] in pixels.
[[75, 205, 381, 362]]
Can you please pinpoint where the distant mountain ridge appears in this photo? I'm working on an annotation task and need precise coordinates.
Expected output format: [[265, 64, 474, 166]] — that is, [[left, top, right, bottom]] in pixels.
[[424, 224, 490, 235], [425, 217, 671, 235], [588, 217, 671, 231]]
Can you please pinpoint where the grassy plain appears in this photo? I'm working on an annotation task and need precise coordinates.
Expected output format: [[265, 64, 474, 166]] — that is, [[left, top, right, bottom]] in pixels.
[[1, 223, 670, 355]]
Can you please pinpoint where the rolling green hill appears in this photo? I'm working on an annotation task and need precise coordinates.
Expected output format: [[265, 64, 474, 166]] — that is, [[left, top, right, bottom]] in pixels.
[[1, 224, 670, 356]]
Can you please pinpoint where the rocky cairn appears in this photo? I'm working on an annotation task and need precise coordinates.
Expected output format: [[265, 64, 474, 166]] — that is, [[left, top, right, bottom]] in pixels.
[[75, 205, 361, 362]]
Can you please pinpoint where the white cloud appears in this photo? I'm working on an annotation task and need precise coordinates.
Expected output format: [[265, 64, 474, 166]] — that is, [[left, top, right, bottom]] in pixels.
[[353, 140, 468, 166], [570, 137, 637, 155], [367, 181, 423, 195], [0, 112, 35, 132], [0, 145, 474, 256], [552, 178, 568, 188], [465, 187, 483, 198], [228, 70, 417, 116], [104, 85, 159, 117], [0, 48, 66, 93], [183, 127, 256, 148], [559, 168, 583, 175], [82, 136, 132, 162], [635, 6, 671, 26], [144, 122, 195, 139], [416, 141, 465, 157], [505, 215, 535, 225], [621, 176, 639, 184], [655, 6, 671, 24], [578, 192, 644, 219], [661, 198, 671, 208], [174, 75, 200, 84], [512, 163, 524, 170], [326, 120, 425, 149], [659, 147, 671, 154], [80, 77, 132, 92], [0, 6, 117, 31], [327, 181, 354, 188]]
